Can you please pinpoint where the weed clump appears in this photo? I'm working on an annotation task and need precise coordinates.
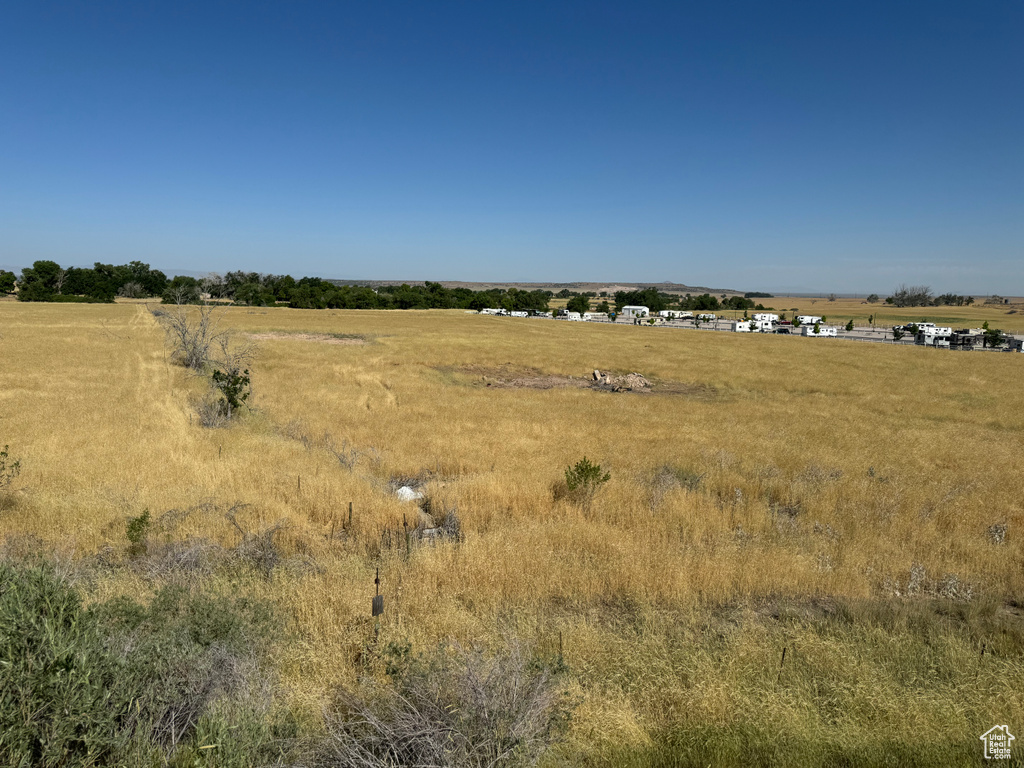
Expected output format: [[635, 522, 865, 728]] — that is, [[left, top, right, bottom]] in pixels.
[[321, 639, 574, 767]]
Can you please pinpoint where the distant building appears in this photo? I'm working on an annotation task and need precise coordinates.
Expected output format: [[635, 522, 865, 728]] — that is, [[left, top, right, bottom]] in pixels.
[[620, 305, 649, 319]]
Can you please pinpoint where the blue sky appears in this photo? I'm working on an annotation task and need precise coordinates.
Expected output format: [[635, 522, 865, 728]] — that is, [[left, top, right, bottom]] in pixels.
[[1, 1, 1021, 293]]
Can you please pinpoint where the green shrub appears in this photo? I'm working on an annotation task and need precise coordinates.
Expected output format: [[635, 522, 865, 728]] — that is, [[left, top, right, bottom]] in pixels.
[[0, 562, 121, 767], [211, 368, 251, 417], [126, 510, 151, 556], [0, 444, 21, 491], [564, 457, 610, 495], [558, 457, 611, 511], [0, 561, 287, 767]]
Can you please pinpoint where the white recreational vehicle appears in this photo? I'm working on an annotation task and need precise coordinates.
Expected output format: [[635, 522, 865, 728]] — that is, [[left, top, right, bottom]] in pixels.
[[697, 313, 717, 321], [801, 325, 838, 337], [796, 315, 823, 325], [620, 305, 649, 319], [732, 321, 752, 332], [753, 313, 779, 323]]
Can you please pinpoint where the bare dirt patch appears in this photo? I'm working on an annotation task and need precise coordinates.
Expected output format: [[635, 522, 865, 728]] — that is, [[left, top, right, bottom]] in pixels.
[[245, 332, 369, 345], [440, 365, 717, 398]]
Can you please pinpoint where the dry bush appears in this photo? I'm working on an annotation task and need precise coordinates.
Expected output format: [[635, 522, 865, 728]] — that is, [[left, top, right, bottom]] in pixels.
[[647, 464, 704, 511], [156, 300, 223, 370], [226, 506, 289, 577], [319, 639, 572, 768]]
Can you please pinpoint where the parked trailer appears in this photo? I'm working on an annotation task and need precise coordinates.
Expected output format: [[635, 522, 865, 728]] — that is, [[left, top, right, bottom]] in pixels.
[[801, 325, 838, 337], [620, 305, 650, 319], [732, 321, 752, 332], [797, 315, 823, 325], [753, 313, 779, 323]]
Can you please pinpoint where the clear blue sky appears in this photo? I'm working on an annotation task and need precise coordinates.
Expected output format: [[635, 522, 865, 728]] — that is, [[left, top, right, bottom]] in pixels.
[[2, 1, 1021, 294]]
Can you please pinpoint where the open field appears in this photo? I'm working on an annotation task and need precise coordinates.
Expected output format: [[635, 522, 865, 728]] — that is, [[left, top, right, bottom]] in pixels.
[[1, 301, 1023, 766]]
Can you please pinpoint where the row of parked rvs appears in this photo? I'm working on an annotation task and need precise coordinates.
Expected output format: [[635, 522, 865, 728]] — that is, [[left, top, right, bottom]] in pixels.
[[730, 313, 838, 336], [477, 307, 1022, 351]]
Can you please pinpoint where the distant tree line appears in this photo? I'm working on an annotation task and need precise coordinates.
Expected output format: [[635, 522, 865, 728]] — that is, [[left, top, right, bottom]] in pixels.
[[885, 285, 975, 308], [13, 260, 168, 302], [8, 261, 777, 314], [9, 261, 554, 312]]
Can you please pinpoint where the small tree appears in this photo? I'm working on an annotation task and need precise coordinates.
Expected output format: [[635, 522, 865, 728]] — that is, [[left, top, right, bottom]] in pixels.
[[892, 327, 905, 341], [564, 457, 611, 508], [845, 319, 855, 332], [827, 293, 837, 302], [211, 368, 251, 418], [866, 293, 880, 303], [813, 321, 821, 335], [983, 328, 1005, 349]]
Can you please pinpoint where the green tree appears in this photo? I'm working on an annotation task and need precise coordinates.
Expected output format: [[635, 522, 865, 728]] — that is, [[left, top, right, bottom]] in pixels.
[[983, 327, 1005, 348], [17, 260, 62, 301], [0, 270, 15, 294], [566, 295, 589, 314], [866, 293, 880, 303], [845, 319, 855, 332]]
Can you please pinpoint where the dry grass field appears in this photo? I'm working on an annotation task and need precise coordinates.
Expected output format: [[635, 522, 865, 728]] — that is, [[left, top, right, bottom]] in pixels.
[[1, 299, 1023, 766]]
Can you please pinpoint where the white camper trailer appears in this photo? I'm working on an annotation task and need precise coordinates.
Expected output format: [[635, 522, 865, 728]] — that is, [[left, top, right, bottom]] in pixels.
[[620, 305, 649, 319], [801, 325, 838, 337], [732, 321, 752, 332]]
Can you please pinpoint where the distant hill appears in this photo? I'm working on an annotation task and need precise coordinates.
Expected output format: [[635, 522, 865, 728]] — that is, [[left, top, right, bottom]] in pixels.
[[322, 279, 744, 296]]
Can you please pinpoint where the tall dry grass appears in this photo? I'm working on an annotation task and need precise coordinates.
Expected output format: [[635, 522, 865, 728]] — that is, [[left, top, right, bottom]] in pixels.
[[1, 301, 1022, 764]]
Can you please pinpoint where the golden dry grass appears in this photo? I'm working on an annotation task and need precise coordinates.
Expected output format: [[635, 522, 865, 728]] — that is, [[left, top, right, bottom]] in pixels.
[[1, 301, 1022, 763]]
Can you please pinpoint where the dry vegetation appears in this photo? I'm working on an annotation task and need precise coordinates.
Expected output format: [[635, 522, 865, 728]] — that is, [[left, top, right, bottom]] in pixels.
[[1, 300, 1022, 766]]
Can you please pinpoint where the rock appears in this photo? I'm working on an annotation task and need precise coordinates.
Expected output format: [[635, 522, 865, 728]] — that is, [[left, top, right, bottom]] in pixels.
[[593, 369, 601, 381]]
